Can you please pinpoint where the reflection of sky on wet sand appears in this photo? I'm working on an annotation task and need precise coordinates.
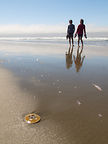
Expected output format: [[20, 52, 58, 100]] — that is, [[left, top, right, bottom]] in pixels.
[[0, 41, 108, 144], [0, 41, 108, 57]]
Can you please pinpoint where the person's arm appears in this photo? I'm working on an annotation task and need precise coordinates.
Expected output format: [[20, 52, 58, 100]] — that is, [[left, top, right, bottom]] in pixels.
[[74, 26, 78, 38], [67, 26, 69, 35], [66, 26, 69, 39], [73, 25, 75, 33], [84, 25, 87, 38]]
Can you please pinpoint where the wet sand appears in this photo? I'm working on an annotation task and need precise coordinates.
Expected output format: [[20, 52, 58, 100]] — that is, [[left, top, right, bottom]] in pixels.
[[0, 41, 108, 144]]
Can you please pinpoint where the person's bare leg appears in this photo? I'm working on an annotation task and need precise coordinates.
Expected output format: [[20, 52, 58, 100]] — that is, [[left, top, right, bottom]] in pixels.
[[72, 37, 74, 47], [78, 37, 80, 47], [69, 38, 71, 48], [81, 38, 83, 48]]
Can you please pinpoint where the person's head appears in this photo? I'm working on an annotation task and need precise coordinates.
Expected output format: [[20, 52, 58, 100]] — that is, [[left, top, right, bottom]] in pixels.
[[69, 20, 73, 24], [80, 19, 84, 24]]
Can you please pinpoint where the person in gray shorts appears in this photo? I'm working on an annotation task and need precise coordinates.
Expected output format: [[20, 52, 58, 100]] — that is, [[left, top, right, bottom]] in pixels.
[[66, 20, 75, 47]]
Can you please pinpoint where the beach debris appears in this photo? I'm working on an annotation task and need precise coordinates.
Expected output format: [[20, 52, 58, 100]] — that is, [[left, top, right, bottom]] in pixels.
[[57, 80, 60, 82], [58, 91, 62, 94], [98, 114, 103, 118], [92, 83, 102, 91], [74, 86, 77, 89], [25, 113, 41, 124], [76, 100, 82, 105]]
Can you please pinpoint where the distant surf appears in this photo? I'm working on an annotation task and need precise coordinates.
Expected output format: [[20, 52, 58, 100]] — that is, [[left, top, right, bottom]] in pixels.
[[0, 36, 108, 42]]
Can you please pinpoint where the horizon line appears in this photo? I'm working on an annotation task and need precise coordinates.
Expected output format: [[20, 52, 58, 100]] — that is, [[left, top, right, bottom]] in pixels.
[[0, 24, 108, 34]]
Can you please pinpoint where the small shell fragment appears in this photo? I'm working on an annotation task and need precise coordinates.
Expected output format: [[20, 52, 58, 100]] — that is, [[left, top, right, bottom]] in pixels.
[[58, 91, 62, 94], [77, 100, 82, 105], [92, 83, 102, 91], [98, 114, 103, 118]]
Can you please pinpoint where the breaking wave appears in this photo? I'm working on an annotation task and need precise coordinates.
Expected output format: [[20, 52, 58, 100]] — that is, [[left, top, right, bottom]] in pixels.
[[0, 36, 108, 42]]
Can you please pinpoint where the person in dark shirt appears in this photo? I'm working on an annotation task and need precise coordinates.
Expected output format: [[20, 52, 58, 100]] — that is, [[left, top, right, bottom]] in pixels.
[[66, 20, 75, 47], [75, 19, 87, 47]]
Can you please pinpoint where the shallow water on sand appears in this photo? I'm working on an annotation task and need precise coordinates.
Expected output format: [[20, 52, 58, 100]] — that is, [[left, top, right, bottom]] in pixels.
[[0, 41, 108, 144]]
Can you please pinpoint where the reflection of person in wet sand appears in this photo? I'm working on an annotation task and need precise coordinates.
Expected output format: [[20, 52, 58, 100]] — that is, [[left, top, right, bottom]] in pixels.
[[73, 46, 85, 72], [66, 46, 73, 69]]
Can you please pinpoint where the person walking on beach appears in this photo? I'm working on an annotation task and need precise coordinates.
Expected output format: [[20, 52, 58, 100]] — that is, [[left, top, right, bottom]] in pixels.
[[66, 20, 75, 47], [75, 19, 87, 47]]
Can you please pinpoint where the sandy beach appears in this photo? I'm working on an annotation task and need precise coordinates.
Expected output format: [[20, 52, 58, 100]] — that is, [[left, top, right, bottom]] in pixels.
[[0, 39, 108, 144]]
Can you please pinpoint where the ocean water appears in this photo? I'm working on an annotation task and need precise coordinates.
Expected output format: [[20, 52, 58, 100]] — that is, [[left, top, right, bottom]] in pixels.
[[0, 32, 108, 46]]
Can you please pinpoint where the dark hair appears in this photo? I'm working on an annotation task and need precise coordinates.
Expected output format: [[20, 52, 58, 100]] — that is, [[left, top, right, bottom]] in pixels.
[[69, 20, 72, 24], [80, 19, 84, 24]]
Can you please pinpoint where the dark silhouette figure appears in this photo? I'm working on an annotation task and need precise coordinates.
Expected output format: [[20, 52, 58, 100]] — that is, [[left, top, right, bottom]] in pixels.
[[66, 20, 75, 47], [75, 19, 87, 47], [73, 46, 85, 72], [66, 46, 73, 69]]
